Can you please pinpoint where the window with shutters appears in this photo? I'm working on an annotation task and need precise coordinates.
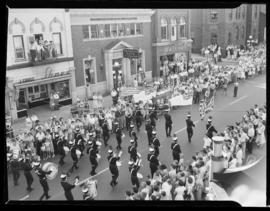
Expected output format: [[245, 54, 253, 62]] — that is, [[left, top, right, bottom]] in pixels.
[[52, 32, 63, 55], [161, 18, 168, 40], [171, 18, 177, 41], [179, 17, 186, 38], [13, 35, 25, 60]]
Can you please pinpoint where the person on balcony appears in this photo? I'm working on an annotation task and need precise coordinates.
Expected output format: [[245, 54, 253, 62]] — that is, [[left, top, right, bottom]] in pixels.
[[30, 40, 38, 62], [43, 40, 50, 59], [49, 41, 57, 58], [36, 39, 44, 61]]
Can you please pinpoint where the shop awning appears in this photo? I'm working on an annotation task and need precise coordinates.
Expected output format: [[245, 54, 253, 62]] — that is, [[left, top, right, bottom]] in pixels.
[[14, 74, 71, 89]]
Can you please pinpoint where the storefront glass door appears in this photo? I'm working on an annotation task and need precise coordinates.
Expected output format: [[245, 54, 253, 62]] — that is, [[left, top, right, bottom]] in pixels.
[[112, 58, 124, 89], [17, 88, 27, 110]]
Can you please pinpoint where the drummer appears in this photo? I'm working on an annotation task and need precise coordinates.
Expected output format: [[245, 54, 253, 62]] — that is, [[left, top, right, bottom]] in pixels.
[[60, 173, 78, 201], [33, 161, 52, 200], [107, 148, 122, 187]]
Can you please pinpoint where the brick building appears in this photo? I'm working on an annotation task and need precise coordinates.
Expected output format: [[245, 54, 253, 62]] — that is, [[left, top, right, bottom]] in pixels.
[[151, 9, 192, 77], [6, 9, 75, 120], [70, 9, 154, 98], [190, 5, 248, 54]]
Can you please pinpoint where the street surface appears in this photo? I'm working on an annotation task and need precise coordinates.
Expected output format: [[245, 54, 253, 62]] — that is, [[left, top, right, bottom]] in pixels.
[[7, 74, 266, 203]]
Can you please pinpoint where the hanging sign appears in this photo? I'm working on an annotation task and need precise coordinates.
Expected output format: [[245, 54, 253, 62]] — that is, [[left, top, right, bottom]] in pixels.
[[123, 48, 139, 59]]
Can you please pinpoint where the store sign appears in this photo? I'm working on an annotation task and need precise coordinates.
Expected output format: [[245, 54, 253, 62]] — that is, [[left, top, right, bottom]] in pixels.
[[123, 48, 139, 59]]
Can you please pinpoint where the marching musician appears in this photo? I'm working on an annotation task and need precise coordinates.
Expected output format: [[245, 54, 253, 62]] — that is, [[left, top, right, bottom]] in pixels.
[[77, 135, 86, 157], [149, 106, 158, 129], [171, 135, 181, 163], [147, 148, 160, 178], [134, 104, 143, 132], [9, 154, 21, 186], [69, 141, 79, 173], [60, 174, 78, 201], [125, 104, 133, 131], [145, 119, 153, 146], [57, 136, 66, 166], [151, 131, 161, 157], [206, 116, 218, 139], [186, 112, 195, 143], [20, 154, 34, 192], [115, 122, 123, 150], [33, 161, 52, 200], [128, 159, 142, 189], [129, 124, 138, 147], [164, 109, 173, 137], [128, 139, 137, 162], [87, 141, 98, 176], [107, 148, 122, 187], [102, 120, 110, 147], [74, 127, 83, 145]]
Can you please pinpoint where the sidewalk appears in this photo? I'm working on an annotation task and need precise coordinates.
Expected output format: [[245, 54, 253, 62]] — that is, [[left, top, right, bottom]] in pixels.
[[12, 95, 113, 133]]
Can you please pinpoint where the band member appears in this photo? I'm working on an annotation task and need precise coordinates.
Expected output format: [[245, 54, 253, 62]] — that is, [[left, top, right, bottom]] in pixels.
[[128, 159, 142, 189], [128, 139, 137, 162], [77, 136, 86, 157], [10, 155, 21, 186], [149, 107, 158, 129], [152, 131, 160, 157], [102, 120, 110, 147], [233, 80, 239, 97], [108, 148, 122, 187], [171, 135, 181, 163], [69, 141, 79, 173], [60, 174, 78, 201], [147, 148, 160, 178], [21, 155, 34, 192], [129, 124, 138, 147], [87, 142, 98, 176], [206, 116, 218, 139], [134, 105, 143, 132], [115, 122, 123, 150], [164, 109, 173, 137], [186, 112, 195, 143], [74, 127, 83, 145], [57, 136, 66, 166], [125, 104, 133, 131], [145, 119, 153, 146], [33, 162, 52, 200]]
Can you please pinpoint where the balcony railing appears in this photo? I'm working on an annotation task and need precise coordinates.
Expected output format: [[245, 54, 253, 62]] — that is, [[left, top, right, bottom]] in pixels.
[[29, 47, 59, 65]]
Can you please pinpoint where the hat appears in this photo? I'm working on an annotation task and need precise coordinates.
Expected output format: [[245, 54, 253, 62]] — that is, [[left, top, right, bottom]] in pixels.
[[115, 122, 119, 125], [172, 136, 178, 141], [146, 119, 150, 122], [89, 133, 93, 137], [88, 141, 93, 145], [82, 187, 88, 193], [165, 109, 170, 112], [55, 133, 59, 137], [130, 124, 134, 128], [75, 127, 80, 131], [108, 149, 113, 154], [149, 148, 154, 152], [152, 131, 157, 135], [33, 162, 40, 167], [207, 118, 212, 122], [60, 174, 67, 179], [128, 160, 134, 166], [7, 153, 13, 158], [130, 139, 134, 143], [187, 113, 191, 117]]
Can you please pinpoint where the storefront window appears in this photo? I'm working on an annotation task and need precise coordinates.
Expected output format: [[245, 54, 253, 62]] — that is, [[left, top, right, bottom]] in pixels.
[[112, 58, 123, 88], [51, 80, 70, 100]]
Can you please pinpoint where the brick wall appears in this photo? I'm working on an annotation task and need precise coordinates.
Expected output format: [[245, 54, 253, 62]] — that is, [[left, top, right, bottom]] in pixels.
[[71, 22, 152, 88]]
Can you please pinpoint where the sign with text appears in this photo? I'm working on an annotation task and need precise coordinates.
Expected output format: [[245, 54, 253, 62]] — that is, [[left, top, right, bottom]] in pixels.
[[123, 48, 139, 59]]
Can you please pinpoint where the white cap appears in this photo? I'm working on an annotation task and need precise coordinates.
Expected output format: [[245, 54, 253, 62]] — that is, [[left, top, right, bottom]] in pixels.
[[60, 174, 67, 179], [33, 162, 40, 167], [128, 161, 134, 165], [96, 141, 102, 146], [88, 141, 93, 145], [115, 122, 119, 125], [130, 139, 134, 143], [187, 113, 191, 117], [82, 187, 88, 193], [149, 148, 154, 152], [130, 124, 134, 128], [208, 118, 212, 122], [152, 131, 157, 135], [108, 149, 113, 154], [173, 136, 178, 141]]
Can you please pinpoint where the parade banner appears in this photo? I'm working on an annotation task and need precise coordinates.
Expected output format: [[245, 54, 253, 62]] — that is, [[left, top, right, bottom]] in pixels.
[[204, 88, 215, 113]]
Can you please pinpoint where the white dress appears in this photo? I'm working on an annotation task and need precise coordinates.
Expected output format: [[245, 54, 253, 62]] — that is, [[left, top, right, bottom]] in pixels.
[[256, 125, 266, 145]]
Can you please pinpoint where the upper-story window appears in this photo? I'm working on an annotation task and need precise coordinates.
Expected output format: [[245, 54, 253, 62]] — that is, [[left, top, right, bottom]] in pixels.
[[90, 25, 99, 39], [118, 23, 125, 36], [52, 32, 63, 55], [254, 5, 258, 19], [242, 6, 245, 19], [179, 17, 186, 38], [171, 18, 177, 41], [229, 9, 233, 20], [83, 25, 90, 39], [161, 18, 168, 40], [111, 24, 118, 37], [136, 23, 142, 35], [126, 23, 135, 36], [98, 24, 111, 38], [13, 35, 25, 60], [210, 11, 218, 21]]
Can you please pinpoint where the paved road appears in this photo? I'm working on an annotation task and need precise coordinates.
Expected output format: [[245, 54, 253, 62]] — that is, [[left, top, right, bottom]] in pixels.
[[7, 74, 266, 203]]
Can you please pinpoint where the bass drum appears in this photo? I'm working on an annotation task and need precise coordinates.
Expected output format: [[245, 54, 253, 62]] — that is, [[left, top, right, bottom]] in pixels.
[[42, 162, 58, 180]]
